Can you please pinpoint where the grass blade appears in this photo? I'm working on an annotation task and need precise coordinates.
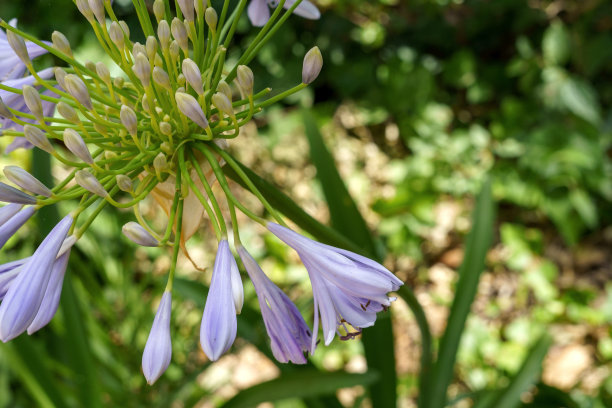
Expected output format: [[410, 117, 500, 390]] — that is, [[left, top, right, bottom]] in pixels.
[[429, 179, 495, 408]]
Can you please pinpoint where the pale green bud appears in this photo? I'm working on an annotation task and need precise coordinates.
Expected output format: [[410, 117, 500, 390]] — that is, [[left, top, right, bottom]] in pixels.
[[157, 20, 171, 50], [153, 153, 168, 172], [132, 42, 146, 57], [236, 65, 254, 95], [171, 18, 188, 53], [160, 141, 172, 154], [195, 0, 205, 19], [76, 0, 94, 20], [22, 85, 44, 121], [87, 0, 105, 24], [94, 123, 108, 136], [217, 80, 233, 101], [3, 166, 52, 197], [119, 21, 130, 40], [51, 31, 72, 56], [109, 21, 125, 50], [57, 101, 80, 124], [146, 36, 158, 61], [177, 73, 186, 87], [0, 96, 14, 119], [75, 170, 107, 197], [7, 30, 31, 67], [182, 58, 203, 95], [175, 92, 209, 129], [116, 175, 133, 192], [114, 76, 125, 89], [153, 0, 165, 22], [169, 41, 180, 62], [64, 128, 93, 164], [54, 67, 67, 90], [205, 7, 217, 30], [122, 222, 158, 247], [152, 67, 171, 90], [65, 74, 93, 110], [212, 92, 233, 115], [120, 105, 138, 136], [96, 62, 111, 83], [159, 122, 172, 137], [85, 61, 96, 72], [177, 0, 194, 22], [302, 46, 323, 84], [104, 150, 117, 160], [133, 53, 151, 87], [24, 125, 53, 153]]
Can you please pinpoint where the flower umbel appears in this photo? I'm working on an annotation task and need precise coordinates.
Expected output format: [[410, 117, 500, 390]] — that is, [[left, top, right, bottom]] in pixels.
[[0, 0, 402, 384]]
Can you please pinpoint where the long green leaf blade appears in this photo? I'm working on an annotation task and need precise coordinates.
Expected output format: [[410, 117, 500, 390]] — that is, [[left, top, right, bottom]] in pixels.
[[221, 370, 379, 408], [429, 179, 495, 408]]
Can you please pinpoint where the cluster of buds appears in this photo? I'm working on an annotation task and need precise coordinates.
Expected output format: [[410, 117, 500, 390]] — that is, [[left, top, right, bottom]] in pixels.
[[0, 0, 401, 385]]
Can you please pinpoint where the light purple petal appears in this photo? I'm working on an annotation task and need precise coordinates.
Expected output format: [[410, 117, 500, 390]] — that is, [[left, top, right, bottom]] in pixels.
[[0, 204, 23, 226], [0, 214, 72, 342], [0, 259, 28, 299], [248, 0, 271, 27], [142, 291, 172, 385], [200, 240, 237, 361], [5, 137, 33, 153], [284, 0, 320, 20], [0, 206, 35, 249], [27, 249, 71, 334]]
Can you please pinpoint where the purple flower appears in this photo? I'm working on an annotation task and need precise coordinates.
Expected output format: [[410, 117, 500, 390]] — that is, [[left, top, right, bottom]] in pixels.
[[0, 19, 49, 82], [0, 205, 36, 249], [199, 239, 241, 361], [0, 214, 72, 342], [238, 246, 312, 363], [267, 223, 403, 353], [0, 258, 28, 299], [142, 291, 172, 385], [247, 0, 320, 27]]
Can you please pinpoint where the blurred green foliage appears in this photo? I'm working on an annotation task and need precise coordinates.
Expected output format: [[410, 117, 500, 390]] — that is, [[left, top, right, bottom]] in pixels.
[[1, 0, 612, 407]]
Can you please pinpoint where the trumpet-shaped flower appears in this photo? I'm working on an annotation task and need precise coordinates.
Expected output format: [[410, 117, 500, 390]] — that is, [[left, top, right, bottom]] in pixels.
[[0, 214, 72, 342], [0, 19, 49, 81], [200, 240, 241, 361], [0, 258, 28, 299], [0, 205, 36, 249], [238, 246, 312, 363], [142, 291, 172, 385], [248, 0, 320, 27], [267, 222, 403, 353]]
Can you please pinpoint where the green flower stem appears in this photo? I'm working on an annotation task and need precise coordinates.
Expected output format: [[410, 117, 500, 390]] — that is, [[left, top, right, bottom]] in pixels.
[[228, 199, 242, 247], [221, 0, 248, 49], [165, 193, 183, 293], [160, 180, 182, 244]]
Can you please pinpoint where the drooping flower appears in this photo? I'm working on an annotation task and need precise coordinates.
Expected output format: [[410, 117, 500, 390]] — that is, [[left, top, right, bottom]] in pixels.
[[238, 246, 312, 363], [247, 0, 320, 27], [0, 214, 72, 342], [0, 19, 49, 82], [142, 291, 172, 385], [0, 258, 28, 299], [267, 222, 403, 353], [0, 205, 36, 249], [199, 240, 242, 361]]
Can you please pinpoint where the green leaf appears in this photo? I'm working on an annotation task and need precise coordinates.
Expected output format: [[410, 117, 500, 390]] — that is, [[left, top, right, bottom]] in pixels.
[[221, 370, 380, 408], [559, 76, 601, 124], [429, 179, 495, 408], [482, 334, 553, 408], [302, 109, 396, 407], [542, 20, 571, 66]]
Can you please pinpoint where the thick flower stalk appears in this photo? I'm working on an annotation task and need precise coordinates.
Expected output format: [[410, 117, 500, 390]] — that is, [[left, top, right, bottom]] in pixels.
[[0, 0, 401, 384]]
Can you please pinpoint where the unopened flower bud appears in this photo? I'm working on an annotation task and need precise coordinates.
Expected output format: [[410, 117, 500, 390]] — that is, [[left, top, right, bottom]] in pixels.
[[95, 62, 111, 83], [94, 123, 107, 136], [152, 67, 171, 90], [236, 65, 254, 95], [195, 0, 205, 18], [22, 85, 44, 121], [76, 0, 94, 20], [182, 59, 203, 95], [159, 122, 172, 136], [169, 41, 180, 61], [146, 36, 158, 61], [85, 61, 96, 72], [176, 73, 186, 87], [64, 74, 93, 110], [3, 166, 52, 197], [51, 31, 72, 56], [119, 21, 130, 40], [109, 21, 125, 50], [142, 291, 172, 385], [116, 175, 133, 193], [160, 141, 172, 154], [104, 151, 117, 160], [120, 105, 138, 136], [114, 77, 124, 88], [133, 53, 151, 87], [205, 7, 218, 30], [63, 128, 93, 164], [212, 92, 233, 115], [7, 31, 31, 66], [0, 182, 37, 204], [154, 54, 163, 67], [75, 170, 107, 197], [171, 18, 188, 53], [0, 96, 14, 119], [157, 20, 170, 49], [175, 92, 208, 129], [217, 80, 232, 100], [302, 46, 323, 84], [132, 42, 146, 57], [57, 102, 80, 124], [177, 0, 194, 22], [54, 67, 67, 90], [122, 222, 159, 247], [88, 0, 105, 24], [153, 0, 165, 22], [24, 125, 53, 153], [153, 153, 167, 172]]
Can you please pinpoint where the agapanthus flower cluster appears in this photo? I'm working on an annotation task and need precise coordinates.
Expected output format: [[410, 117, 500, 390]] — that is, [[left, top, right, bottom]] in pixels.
[[0, 0, 401, 385]]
